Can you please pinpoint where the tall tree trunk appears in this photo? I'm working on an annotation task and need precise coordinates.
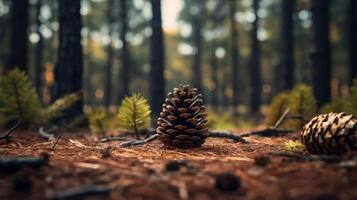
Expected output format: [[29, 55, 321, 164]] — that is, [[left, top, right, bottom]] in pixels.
[[104, 0, 114, 108], [349, 0, 357, 84], [192, 1, 204, 92], [34, 0, 44, 96], [149, 0, 165, 118], [250, 0, 262, 113], [118, 0, 130, 103], [53, 0, 83, 116], [230, 0, 239, 114], [5, 0, 29, 72], [310, 0, 331, 106], [210, 50, 219, 109], [278, 0, 295, 91]]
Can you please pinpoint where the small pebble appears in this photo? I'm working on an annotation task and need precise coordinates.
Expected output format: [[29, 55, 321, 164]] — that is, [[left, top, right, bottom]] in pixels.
[[165, 160, 192, 172], [254, 155, 271, 167], [100, 147, 111, 158], [214, 173, 241, 192]]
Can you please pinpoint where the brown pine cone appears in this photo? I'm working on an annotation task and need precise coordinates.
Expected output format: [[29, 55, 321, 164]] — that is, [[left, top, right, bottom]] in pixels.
[[156, 84, 208, 148], [301, 112, 357, 154]]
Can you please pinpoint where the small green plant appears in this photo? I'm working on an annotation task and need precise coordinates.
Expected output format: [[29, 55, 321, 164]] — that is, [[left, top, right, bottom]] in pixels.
[[0, 69, 44, 126], [117, 93, 151, 139], [87, 108, 116, 134], [287, 84, 317, 129], [265, 84, 317, 130], [282, 140, 306, 153], [320, 79, 357, 116], [0, 69, 81, 128]]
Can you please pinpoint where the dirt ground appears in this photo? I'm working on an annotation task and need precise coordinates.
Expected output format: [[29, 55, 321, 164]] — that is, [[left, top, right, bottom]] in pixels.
[[0, 130, 356, 200]]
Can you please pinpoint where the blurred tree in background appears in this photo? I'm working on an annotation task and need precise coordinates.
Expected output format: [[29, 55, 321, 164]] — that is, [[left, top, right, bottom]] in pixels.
[[0, 0, 356, 120]]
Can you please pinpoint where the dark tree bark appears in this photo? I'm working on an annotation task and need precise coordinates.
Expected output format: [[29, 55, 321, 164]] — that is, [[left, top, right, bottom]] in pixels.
[[104, 0, 114, 108], [310, 0, 331, 106], [277, 0, 295, 91], [53, 0, 83, 116], [5, 0, 29, 72], [149, 0, 165, 118], [210, 50, 219, 109], [230, 0, 239, 114], [118, 0, 130, 103], [34, 0, 44, 96], [250, 0, 262, 113], [349, 0, 357, 84], [192, 0, 205, 92]]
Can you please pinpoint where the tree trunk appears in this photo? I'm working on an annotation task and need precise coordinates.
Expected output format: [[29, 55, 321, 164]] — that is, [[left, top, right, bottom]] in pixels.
[[34, 0, 44, 96], [53, 0, 83, 116], [5, 0, 29, 72], [250, 0, 262, 113], [104, 0, 114, 108], [349, 0, 357, 84], [230, 0, 239, 114], [310, 0, 331, 106], [192, 3, 204, 92], [118, 0, 130, 103], [210, 50, 219, 109], [149, 0, 165, 118], [278, 0, 295, 91]]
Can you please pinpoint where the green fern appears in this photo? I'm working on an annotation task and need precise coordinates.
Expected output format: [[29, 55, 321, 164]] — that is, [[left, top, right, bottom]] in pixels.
[[320, 98, 346, 114], [287, 84, 317, 129], [43, 92, 81, 121], [0, 69, 44, 126], [0, 69, 81, 128], [265, 92, 290, 126], [117, 93, 151, 139]]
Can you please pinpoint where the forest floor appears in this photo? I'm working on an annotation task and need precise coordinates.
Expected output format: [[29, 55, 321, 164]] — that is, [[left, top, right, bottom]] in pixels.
[[0, 129, 356, 200]]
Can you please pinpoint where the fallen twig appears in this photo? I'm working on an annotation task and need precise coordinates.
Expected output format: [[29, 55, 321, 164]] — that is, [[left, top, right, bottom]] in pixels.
[[207, 130, 246, 143], [51, 134, 63, 150], [99, 136, 128, 143], [269, 151, 357, 163], [0, 121, 22, 141], [39, 127, 56, 141], [240, 128, 294, 137], [0, 154, 49, 173], [50, 185, 110, 200], [119, 134, 159, 147], [273, 108, 290, 129]]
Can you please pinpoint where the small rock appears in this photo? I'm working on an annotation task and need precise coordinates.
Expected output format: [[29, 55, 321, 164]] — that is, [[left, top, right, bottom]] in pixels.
[[100, 147, 111, 158], [254, 155, 271, 167], [165, 160, 192, 172], [214, 173, 241, 192]]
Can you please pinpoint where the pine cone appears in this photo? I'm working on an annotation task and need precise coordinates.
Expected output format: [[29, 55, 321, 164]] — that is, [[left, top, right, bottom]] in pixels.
[[157, 84, 208, 148], [301, 112, 357, 154]]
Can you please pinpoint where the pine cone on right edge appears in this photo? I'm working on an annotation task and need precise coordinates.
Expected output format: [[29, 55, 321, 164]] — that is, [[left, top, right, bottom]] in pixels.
[[301, 112, 357, 154]]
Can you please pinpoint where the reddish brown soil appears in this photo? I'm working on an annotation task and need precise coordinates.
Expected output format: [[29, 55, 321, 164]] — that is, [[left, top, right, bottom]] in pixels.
[[0, 130, 356, 200]]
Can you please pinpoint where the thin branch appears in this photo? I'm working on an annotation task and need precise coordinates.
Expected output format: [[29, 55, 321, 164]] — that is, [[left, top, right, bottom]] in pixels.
[[240, 128, 294, 137], [273, 108, 290, 129], [39, 127, 56, 141], [207, 130, 246, 143], [0, 154, 49, 172], [0, 121, 22, 141], [119, 134, 159, 147], [100, 136, 128, 143], [50, 185, 110, 200], [51, 134, 62, 150]]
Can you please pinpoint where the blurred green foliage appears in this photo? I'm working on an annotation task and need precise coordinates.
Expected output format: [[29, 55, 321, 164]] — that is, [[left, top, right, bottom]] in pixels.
[[321, 79, 357, 116], [265, 84, 317, 130], [0, 69, 80, 128], [282, 140, 306, 153]]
